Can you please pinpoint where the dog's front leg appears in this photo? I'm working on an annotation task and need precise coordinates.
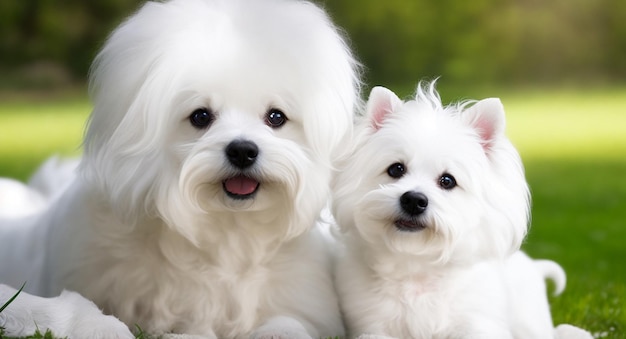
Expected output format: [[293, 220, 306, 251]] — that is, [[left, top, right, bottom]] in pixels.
[[0, 285, 134, 339], [249, 316, 314, 339]]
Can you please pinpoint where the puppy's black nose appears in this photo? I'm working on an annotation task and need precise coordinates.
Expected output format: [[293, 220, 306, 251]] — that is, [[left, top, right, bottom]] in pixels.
[[225, 140, 259, 169], [400, 191, 428, 216]]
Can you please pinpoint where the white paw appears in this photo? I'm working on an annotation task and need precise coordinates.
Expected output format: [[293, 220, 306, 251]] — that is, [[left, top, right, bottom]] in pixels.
[[554, 324, 594, 339], [0, 287, 134, 339], [72, 322, 134, 339], [250, 328, 312, 339], [356, 334, 398, 339], [250, 316, 314, 339], [160, 334, 216, 339], [58, 290, 134, 339]]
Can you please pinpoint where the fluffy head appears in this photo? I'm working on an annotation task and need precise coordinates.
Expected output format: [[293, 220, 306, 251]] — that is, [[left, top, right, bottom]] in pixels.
[[333, 82, 529, 265], [81, 0, 361, 245]]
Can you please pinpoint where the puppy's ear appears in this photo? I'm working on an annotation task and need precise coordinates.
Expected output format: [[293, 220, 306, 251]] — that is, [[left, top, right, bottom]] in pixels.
[[366, 86, 403, 131], [463, 98, 506, 153]]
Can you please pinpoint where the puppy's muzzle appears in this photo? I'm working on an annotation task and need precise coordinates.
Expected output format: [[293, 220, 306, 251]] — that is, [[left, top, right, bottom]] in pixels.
[[400, 191, 428, 216], [395, 191, 428, 232]]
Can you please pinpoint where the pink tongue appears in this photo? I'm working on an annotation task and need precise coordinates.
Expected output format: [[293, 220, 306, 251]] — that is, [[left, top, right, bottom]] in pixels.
[[224, 176, 259, 195]]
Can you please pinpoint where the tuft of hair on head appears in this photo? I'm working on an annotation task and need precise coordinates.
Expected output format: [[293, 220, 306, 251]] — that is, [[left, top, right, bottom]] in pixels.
[[413, 79, 445, 113]]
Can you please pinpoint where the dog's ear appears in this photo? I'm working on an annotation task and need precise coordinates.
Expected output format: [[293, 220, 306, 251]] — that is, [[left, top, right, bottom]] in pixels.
[[366, 86, 403, 131], [463, 98, 506, 153]]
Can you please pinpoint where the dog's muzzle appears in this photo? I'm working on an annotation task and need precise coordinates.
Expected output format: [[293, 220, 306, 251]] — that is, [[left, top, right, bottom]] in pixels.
[[225, 139, 259, 169], [223, 139, 261, 199]]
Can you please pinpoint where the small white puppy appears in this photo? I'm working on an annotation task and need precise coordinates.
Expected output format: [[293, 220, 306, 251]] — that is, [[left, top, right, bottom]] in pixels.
[[0, 0, 360, 337], [332, 82, 570, 338]]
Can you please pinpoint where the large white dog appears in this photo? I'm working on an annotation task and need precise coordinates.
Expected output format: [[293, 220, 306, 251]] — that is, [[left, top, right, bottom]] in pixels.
[[0, 0, 361, 337]]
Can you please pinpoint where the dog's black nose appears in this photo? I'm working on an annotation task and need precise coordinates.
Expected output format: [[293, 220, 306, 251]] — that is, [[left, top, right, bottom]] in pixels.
[[400, 191, 428, 216], [225, 140, 259, 169]]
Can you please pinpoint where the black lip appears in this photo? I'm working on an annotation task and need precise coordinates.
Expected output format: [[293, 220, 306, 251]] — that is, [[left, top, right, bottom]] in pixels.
[[394, 218, 427, 232]]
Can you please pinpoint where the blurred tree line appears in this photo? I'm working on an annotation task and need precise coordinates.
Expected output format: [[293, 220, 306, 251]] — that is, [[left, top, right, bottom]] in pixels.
[[323, 0, 626, 86], [0, 0, 141, 87], [0, 0, 624, 88]]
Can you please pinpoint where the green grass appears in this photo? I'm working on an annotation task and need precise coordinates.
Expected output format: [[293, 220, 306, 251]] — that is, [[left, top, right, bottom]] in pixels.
[[492, 87, 625, 338], [1, 86, 625, 338]]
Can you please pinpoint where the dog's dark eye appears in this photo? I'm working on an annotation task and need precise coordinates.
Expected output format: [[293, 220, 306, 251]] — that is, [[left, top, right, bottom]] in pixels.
[[189, 108, 215, 129], [439, 173, 457, 190], [265, 108, 288, 128], [387, 162, 406, 178]]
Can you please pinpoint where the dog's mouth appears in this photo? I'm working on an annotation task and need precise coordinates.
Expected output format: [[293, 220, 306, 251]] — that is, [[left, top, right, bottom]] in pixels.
[[394, 218, 427, 232], [222, 175, 260, 200]]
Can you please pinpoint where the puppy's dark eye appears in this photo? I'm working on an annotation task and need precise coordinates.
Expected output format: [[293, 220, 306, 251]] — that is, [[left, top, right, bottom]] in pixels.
[[189, 108, 215, 129], [265, 108, 288, 128], [387, 162, 406, 178], [439, 173, 457, 190]]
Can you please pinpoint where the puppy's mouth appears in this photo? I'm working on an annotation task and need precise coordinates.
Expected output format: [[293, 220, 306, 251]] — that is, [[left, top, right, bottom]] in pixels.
[[222, 175, 260, 200], [394, 218, 427, 232]]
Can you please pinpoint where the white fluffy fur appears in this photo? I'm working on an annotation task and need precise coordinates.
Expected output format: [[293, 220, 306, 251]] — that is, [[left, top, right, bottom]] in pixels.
[[332, 83, 570, 338], [0, 0, 361, 337]]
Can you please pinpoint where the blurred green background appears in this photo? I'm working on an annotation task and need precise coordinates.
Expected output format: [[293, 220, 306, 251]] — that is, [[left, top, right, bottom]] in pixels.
[[1, 0, 625, 87], [0, 0, 625, 338]]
